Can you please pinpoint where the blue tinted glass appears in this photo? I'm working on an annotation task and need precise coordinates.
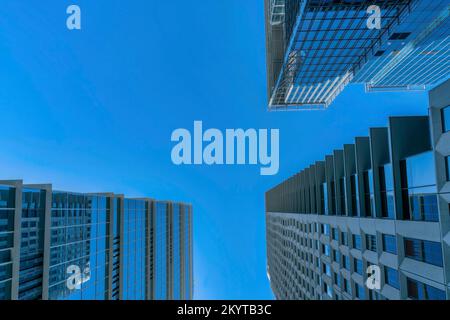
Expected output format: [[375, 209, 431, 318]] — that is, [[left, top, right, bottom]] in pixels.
[[0, 186, 15, 209], [155, 202, 167, 300], [122, 199, 147, 300], [48, 193, 109, 300], [19, 188, 46, 300], [343, 255, 350, 270], [405, 152, 437, 189], [408, 278, 446, 300], [383, 234, 397, 254], [405, 238, 443, 267], [423, 241, 443, 267], [332, 228, 338, 241], [446, 156, 450, 181], [426, 284, 446, 300], [322, 182, 328, 215], [184, 206, 191, 300], [442, 106, 450, 132], [341, 232, 348, 246], [353, 235, 361, 250], [173, 204, 181, 300], [356, 284, 365, 299], [385, 267, 399, 289], [354, 259, 363, 275], [384, 164, 394, 191]]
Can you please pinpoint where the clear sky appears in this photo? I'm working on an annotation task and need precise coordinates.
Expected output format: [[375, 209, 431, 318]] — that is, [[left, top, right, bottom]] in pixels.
[[0, 1, 430, 299]]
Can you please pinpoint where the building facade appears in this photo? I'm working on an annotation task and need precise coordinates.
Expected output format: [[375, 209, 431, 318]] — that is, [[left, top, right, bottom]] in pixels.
[[265, 0, 449, 110], [0, 184, 193, 300], [265, 79, 450, 300]]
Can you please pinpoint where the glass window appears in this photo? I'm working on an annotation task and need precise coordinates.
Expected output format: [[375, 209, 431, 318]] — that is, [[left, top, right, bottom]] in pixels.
[[400, 152, 438, 222], [384, 267, 399, 289], [350, 174, 359, 217], [341, 232, 348, 246], [441, 106, 450, 133], [407, 278, 446, 300], [324, 283, 333, 298], [332, 228, 339, 241], [354, 259, 363, 275], [446, 156, 450, 182], [343, 255, 350, 270], [334, 273, 341, 287], [323, 263, 331, 277], [380, 164, 395, 219], [382, 234, 397, 255], [321, 224, 330, 236], [352, 234, 362, 250], [355, 284, 365, 299], [404, 238, 443, 267], [343, 279, 351, 294], [333, 250, 340, 263], [363, 170, 375, 217], [322, 244, 331, 257], [366, 234, 377, 252]]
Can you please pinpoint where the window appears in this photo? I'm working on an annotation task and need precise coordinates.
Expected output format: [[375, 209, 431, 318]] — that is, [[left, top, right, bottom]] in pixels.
[[400, 152, 438, 222], [350, 174, 359, 217], [382, 234, 397, 254], [384, 267, 399, 289], [321, 224, 330, 236], [334, 273, 341, 287], [407, 278, 446, 300], [442, 106, 450, 133], [322, 244, 331, 257], [352, 234, 362, 250], [343, 279, 351, 294], [332, 228, 339, 241], [389, 32, 411, 40], [339, 177, 346, 215], [324, 283, 333, 298], [355, 284, 365, 299], [330, 180, 336, 215], [333, 250, 340, 264], [366, 234, 377, 252], [323, 263, 331, 277], [404, 238, 443, 267], [379, 164, 395, 219], [369, 290, 382, 300], [341, 232, 348, 246], [446, 156, 450, 181], [343, 255, 350, 270], [363, 170, 374, 217], [354, 259, 363, 275]]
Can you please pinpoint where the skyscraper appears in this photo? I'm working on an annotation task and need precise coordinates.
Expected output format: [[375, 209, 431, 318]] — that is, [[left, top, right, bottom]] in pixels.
[[0, 183, 193, 300], [265, 0, 450, 110], [265, 79, 450, 300]]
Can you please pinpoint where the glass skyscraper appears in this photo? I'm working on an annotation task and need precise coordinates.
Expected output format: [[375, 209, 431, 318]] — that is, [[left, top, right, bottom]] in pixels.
[[265, 0, 449, 110], [0, 184, 193, 300], [265, 79, 450, 300]]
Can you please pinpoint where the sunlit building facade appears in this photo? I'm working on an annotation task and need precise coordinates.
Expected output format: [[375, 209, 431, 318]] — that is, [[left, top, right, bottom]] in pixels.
[[0, 185, 193, 300], [265, 79, 450, 300], [265, 0, 450, 110]]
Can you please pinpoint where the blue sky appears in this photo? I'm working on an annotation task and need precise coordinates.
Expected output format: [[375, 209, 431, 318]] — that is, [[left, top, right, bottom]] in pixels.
[[0, 1, 430, 299]]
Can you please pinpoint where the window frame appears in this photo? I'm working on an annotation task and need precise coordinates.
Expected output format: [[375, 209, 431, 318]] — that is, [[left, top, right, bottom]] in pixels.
[[441, 106, 450, 133]]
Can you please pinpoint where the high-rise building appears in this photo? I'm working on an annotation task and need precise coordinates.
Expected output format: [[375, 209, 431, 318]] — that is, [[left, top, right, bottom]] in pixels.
[[265, 79, 450, 300], [0, 183, 193, 300], [265, 0, 449, 110]]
